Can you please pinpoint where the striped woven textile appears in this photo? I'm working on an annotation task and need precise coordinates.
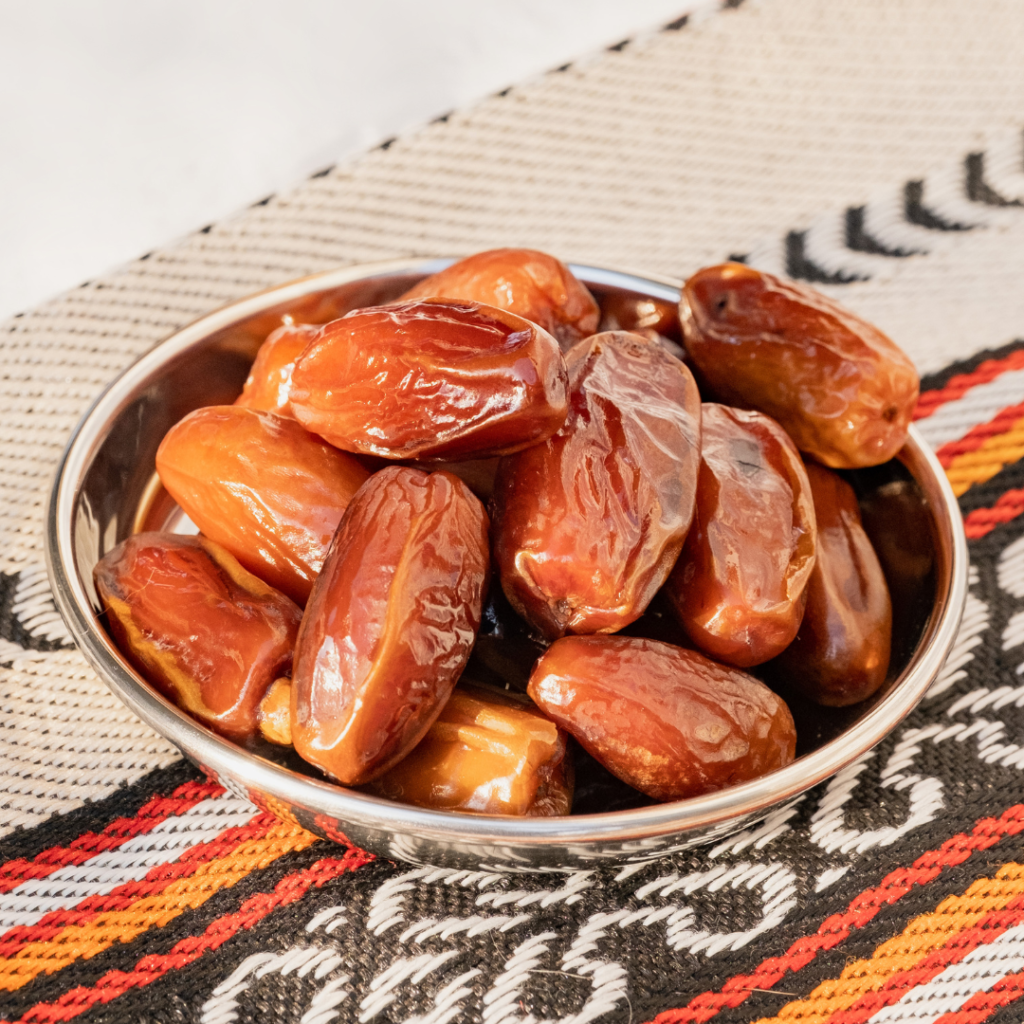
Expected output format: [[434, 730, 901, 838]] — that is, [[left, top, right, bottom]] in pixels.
[[5, 0, 1024, 1020]]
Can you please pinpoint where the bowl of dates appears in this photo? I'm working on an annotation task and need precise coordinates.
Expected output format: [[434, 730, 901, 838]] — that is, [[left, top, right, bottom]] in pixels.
[[46, 253, 968, 869]]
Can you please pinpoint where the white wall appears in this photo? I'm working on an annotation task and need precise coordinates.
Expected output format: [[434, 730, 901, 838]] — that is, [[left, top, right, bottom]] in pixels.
[[0, 0, 701, 321]]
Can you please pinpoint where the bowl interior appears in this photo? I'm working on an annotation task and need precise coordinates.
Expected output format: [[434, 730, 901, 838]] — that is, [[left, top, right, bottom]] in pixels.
[[48, 260, 966, 867]]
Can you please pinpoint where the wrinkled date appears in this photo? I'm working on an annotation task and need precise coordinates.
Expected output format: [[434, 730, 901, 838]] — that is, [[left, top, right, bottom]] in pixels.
[[94, 533, 302, 742], [156, 405, 370, 605], [235, 322, 319, 415], [528, 636, 796, 802], [492, 331, 701, 638], [289, 299, 569, 461], [665, 404, 817, 667], [104, 250, 937, 819], [770, 461, 893, 706], [291, 466, 490, 785], [400, 248, 600, 351], [680, 263, 919, 468], [368, 685, 572, 816]]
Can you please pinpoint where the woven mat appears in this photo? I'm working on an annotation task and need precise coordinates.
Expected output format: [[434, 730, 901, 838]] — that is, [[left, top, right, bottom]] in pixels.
[[5, 0, 1024, 1020]]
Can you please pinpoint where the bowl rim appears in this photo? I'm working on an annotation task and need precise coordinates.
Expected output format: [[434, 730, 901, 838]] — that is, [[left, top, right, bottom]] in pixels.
[[45, 257, 970, 851]]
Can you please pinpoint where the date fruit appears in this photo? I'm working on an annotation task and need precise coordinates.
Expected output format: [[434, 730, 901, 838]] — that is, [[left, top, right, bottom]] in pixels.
[[528, 636, 796, 802], [368, 685, 572, 816], [769, 461, 893, 706], [94, 533, 302, 742], [599, 292, 683, 358], [289, 299, 569, 460], [665, 404, 817, 667], [399, 248, 599, 350], [680, 264, 919, 468], [258, 677, 293, 746], [291, 466, 490, 785], [492, 331, 701, 638], [235, 322, 319, 415], [156, 405, 370, 605]]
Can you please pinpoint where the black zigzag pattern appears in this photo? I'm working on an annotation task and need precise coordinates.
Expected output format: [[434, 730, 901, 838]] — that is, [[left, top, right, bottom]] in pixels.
[[752, 134, 1024, 284], [0, 570, 75, 657]]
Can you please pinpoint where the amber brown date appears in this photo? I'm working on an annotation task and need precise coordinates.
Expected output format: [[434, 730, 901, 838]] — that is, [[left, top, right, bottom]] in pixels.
[[600, 292, 680, 337], [288, 299, 569, 461], [770, 461, 893, 706], [235, 322, 319, 415], [94, 533, 302, 743], [291, 466, 490, 785], [858, 477, 935, 671], [368, 686, 572, 816], [399, 248, 599, 350], [680, 264, 919, 468], [665, 404, 817, 667], [528, 636, 796, 802], [156, 405, 370, 605], [258, 678, 293, 746], [491, 331, 701, 638]]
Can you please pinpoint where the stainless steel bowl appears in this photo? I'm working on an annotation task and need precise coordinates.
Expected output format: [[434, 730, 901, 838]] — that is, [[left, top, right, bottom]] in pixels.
[[45, 259, 969, 869]]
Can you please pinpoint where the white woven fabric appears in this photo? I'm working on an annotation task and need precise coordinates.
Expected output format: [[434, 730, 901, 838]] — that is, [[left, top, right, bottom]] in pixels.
[[3, 0, 1024, 831]]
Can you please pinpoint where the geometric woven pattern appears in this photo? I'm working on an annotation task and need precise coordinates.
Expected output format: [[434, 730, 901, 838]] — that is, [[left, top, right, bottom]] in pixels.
[[7, 1, 1024, 1020]]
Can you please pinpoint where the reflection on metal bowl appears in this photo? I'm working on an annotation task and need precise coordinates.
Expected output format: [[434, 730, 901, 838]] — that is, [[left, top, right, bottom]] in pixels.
[[45, 259, 968, 870]]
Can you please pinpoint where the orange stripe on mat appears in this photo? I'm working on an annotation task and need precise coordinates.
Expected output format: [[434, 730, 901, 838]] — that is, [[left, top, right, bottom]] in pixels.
[[0, 818, 318, 993], [8, 849, 373, 1024], [939, 408, 1024, 497], [0, 812, 280, 959], [647, 804, 1024, 1024], [0, 780, 222, 896], [751, 863, 1024, 1024]]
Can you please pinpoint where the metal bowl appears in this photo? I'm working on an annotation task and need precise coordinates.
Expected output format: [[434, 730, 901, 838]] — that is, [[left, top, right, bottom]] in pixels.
[[45, 259, 968, 869]]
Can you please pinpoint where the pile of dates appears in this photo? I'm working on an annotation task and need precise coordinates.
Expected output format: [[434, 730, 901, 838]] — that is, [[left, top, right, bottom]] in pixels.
[[95, 248, 919, 817]]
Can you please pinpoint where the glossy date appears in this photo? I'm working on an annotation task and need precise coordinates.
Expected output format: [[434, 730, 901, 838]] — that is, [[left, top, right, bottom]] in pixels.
[[103, 254, 940, 816], [599, 291, 684, 358], [528, 636, 796, 801], [399, 248, 599, 350], [491, 331, 701, 638], [665, 404, 817, 667], [368, 685, 572, 816], [156, 405, 370, 605], [94, 533, 302, 742], [235, 322, 319, 415], [680, 263, 919, 468], [289, 299, 569, 461], [769, 461, 893, 706], [291, 466, 490, 785]]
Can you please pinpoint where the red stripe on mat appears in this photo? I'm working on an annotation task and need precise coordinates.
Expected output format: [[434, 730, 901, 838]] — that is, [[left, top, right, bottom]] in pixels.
[[932, 969, 1024, 1024], [646, 804, 1024, 1024], [0, 779, 223, 896], [935, 399, 1024, 466], [7, 848, 374, 1024], [823, 891, 1024, 1024], [914, 349, 1024, 421], [963, 489, 1024, 540], [0, 812, 278, 958]]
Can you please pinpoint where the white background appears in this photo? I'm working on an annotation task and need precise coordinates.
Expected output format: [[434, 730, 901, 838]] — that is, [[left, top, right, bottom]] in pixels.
[[0, 0, 699, 322]]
